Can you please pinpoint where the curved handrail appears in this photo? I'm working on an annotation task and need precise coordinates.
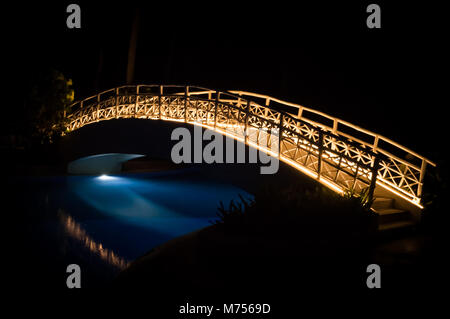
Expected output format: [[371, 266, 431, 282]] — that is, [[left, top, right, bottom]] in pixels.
[[66, 84, 434, 207], [228, 90, 435, 167], [69, 85, 435, 164]]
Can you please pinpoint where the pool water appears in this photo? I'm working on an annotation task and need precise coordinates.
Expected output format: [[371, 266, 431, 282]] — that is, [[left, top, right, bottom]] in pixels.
[[10, 168, 251, 288]]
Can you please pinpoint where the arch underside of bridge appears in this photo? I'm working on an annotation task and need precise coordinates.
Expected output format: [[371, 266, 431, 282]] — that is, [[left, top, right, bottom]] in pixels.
[[66, 85, 435, 210]]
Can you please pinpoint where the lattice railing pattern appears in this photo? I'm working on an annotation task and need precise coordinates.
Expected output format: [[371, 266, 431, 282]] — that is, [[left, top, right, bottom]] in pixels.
[[67, 85, 434, 207]]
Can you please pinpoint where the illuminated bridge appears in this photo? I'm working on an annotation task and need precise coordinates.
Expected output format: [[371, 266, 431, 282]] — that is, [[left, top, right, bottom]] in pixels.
[[66, 85, 436, 230]]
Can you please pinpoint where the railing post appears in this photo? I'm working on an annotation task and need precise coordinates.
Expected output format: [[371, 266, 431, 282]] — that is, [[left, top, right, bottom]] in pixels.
[[134, 93, 137, 118], [244, 100, 250, 144], [159, 85, 163, 120], [264, 98, 270, 119], [351, 164, 360, 191], [96, 94, 100, 122], [135, 85, 140, 118], [278, 114, 283, 158], [368, 156, 380, 204], [417, 160, 427, 199], [316, 130, 324, 179], [373, 135, 379, 152], [115, 87, 119, 119], [184, 86, 189, 123], [214, 91, 220, 130], [332, 119, 338, 134], [297, 106, 303, 119]]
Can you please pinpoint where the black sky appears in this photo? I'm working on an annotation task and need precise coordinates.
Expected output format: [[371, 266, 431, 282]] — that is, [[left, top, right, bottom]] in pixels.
[[4, 1, 447, 158]]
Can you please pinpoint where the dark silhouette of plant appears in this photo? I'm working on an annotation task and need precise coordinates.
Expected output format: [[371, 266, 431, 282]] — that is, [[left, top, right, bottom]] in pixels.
[[212, 195, 254, 226], [422, 159, 448, 232], [213, 183, 378, 239], [26, 69, 74, 144], [343, 187, 374, 210]]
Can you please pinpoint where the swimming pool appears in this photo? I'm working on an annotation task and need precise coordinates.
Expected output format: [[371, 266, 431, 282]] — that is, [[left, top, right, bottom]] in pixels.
[[11, 168, 251, 287]]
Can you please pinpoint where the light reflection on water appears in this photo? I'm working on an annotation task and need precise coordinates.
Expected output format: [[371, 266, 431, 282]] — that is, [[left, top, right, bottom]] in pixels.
[[58, 210, 129, 270], [67, 174, 252, 237], [35, 171, 252, 276], [14, 170, 251, 287]]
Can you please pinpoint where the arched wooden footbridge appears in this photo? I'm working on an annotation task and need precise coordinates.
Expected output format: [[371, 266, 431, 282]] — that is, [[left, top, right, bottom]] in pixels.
[[66, 85, 436, 229]]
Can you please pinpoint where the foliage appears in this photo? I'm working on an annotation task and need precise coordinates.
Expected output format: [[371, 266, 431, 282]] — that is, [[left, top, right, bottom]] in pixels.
[[342, 187, 374, 210], [212, 195, 255, 227], [213, 183, 378, 239], [26, 69, 74, 144], [421, 159, 448, 232]]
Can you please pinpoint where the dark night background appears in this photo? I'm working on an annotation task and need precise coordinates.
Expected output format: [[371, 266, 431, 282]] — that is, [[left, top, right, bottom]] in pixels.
[[0, 1, 448, 309], [2, 1, 447, 160]]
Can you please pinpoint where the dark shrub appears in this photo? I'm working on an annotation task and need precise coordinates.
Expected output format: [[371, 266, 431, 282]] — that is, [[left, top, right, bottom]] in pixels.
[[213, 183, 378, 241]]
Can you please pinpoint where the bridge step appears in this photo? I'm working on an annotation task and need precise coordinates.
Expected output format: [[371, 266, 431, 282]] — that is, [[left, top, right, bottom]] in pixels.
[[372, 197, 394, 210], [378, 220, 415, 232], [372, 196, 415, 231], [374, 208, 410, 224]]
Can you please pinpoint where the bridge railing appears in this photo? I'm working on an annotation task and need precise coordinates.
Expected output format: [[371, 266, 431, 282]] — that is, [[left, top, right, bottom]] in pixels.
[[226, 90, 436, 203], [67, 84, 435, 207]]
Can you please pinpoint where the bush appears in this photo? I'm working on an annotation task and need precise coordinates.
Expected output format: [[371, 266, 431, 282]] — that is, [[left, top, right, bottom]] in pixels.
[[213, 183, 378, 240], [26, 69, 74, 144], [421, 159, 448, 233]]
